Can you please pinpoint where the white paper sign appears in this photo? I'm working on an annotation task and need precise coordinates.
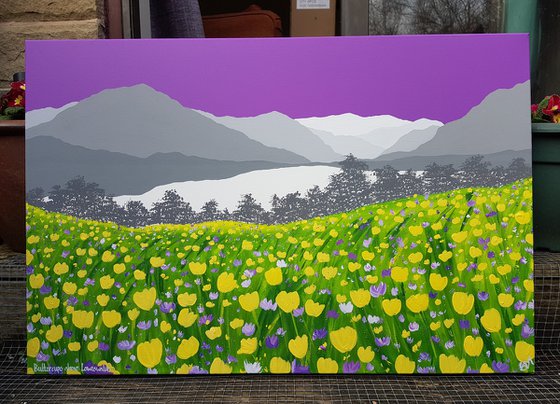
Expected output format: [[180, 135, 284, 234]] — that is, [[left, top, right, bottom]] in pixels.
[[297, 0, 330, 9]]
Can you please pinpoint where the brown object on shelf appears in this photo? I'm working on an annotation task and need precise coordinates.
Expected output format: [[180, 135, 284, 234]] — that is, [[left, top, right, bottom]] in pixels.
[[290, 0, 336, 37], [202, 5, 282, 38], [0, 120, 24, 253]]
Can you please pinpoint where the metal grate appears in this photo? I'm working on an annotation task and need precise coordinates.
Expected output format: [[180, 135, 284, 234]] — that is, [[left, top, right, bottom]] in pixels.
[[1, 246, 559, 403]]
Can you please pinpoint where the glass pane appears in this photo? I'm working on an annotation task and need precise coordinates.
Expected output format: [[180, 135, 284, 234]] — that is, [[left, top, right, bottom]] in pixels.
[[368, 0, 504, 35]]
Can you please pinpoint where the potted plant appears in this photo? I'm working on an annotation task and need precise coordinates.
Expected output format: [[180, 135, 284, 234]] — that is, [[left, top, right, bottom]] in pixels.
[[0, 74, 25, 252], [532, 94, 560, 251]]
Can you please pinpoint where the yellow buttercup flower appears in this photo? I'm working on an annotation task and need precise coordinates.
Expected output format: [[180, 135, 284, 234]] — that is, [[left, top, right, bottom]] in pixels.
[[27, 337, 40, 358], [101, 250, 115, 262], [237, 338, 258, 355], [512, 314, 525, 326], [515, 341, 535, 362], [177, 336, 199, 359], [329, 326, 357, 353], [357, 346, 375, 363], [72, 310, 94, 329], [269, 357, 291, 374], [63, 282, 77, 295], [288, 335, 308, 358], [217, 272, 238, 293], [99, 275, 115, 290], [469, 246, 482, 258], [177, 309, 198, 327], [29, 274, 44, 289], [514, 211, 531, 225], [451, 231, 468, 243], [451, 292, 474, 315], [395, 354, 415, 374], [406, 294, 429, 313], [408, 225, 423, 236], [133, 287, 156, 311], [361, 251, 375, 261], [113, 263, 126, 274], [348, 262, 361, 272], [230, 318, 244, 329], [438, 250, 453, 262], [242, 240, 254, 250], [317, 357, 339, 373], [68, 342, 81, 352], [45, 325, 63, 343], [349, 288, 371, 308], [97, 294, 110, 307], [160, 321, 171, 333], [497, 264, 511, 275], [137, 338, 163, 369], [429, 273, 448, 291], [480, 363, 494, 373], [189, 262, 207, 275], [523, 279, 534, 292], [53, 262, 69, 275], [481, 308, 502, 333], [177, 292, 197, 307], [391, 266, 408, 282], [239, 291, 260, 312], [149, 257, 165, 268], [408, 252, 423, 264], [102, 310, 121, 328], [317, 252, 330, 263], [382, 299, 402, 316], [176, 364, 193, 374], [463, 336, 483, 357], [439, 354, 466, 373], [322, 266, 337, 280], [43, 296, 60, 310], [276, 291, 300, 313], [210, 358, 232, 374], [206, 326, 222, 340], [264, 267, 283, 286], [498, 293, 514, 308], [127, 308, 140, 321], [304, 299, 325, 317]]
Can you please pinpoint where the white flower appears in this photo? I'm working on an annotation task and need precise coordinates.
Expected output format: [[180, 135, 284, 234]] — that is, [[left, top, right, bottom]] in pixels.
[[244, 361, 262, 374], [339, 302, 354, 314]]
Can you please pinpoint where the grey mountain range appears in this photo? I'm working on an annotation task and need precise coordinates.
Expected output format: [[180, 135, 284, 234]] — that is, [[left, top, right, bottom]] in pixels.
[[380, 81, 531, 160], [26, 84, 308, 164], [200, 111, 342, 163], [26, 81, 531, 196], [26, 136, 306, 195]]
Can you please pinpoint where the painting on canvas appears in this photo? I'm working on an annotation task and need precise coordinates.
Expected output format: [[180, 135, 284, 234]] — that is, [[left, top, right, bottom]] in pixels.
[[25, 36, 534, 375]]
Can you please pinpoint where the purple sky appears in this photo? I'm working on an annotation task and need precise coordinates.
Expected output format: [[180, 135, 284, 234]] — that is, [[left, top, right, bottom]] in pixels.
[[26, 35, 529, 122]]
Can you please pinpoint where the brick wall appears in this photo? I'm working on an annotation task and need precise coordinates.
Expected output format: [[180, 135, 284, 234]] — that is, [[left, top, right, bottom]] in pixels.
[[0, 0, 105, 88]]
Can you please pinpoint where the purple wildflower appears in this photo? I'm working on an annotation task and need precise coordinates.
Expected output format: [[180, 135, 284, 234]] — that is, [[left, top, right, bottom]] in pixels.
[[162, 355, 176, 366], [521, 321, 534, 339], [326, 310, 339, 319], [478, 291, 489, 301], [417, 366, 435, 374], [242, 323, 256, 337], [36, 352, 50, 362], [370, 282, 387, 298], [408, 322, 419, 332], [343, 361, 361, 374], [137, 320, 152, 330], [189, 366, 209, 375], [291, 360, 309, 374], [419, 352, 431, 362], [459, 320, 470, 329], [199, 315, 213, 326], [260, 298, 277, 311], [491, 361, 510, 373], [117, 340, 136, 350], [159, 302, 176, 314], [375, 337, 390, 347], [293, 307, 305, 317], [265, 335, 279, 349], [312, 328, 328, 340], [98, 342, 110, 351]]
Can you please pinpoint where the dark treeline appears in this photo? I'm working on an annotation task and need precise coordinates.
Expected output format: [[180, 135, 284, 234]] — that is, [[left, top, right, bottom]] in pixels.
[[27, 154, 531, 226]]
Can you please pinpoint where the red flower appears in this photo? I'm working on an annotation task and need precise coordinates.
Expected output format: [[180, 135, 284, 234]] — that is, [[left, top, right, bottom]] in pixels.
[[0, 81, 26, 117], [543, 94, 560, 118]]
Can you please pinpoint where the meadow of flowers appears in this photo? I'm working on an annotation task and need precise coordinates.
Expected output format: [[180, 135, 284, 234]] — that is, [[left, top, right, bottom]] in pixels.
[[26, 178, 534, 375]]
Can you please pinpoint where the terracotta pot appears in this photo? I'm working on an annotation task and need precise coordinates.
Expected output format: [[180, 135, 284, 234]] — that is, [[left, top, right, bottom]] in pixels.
[[0, 120, 25, 252]]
